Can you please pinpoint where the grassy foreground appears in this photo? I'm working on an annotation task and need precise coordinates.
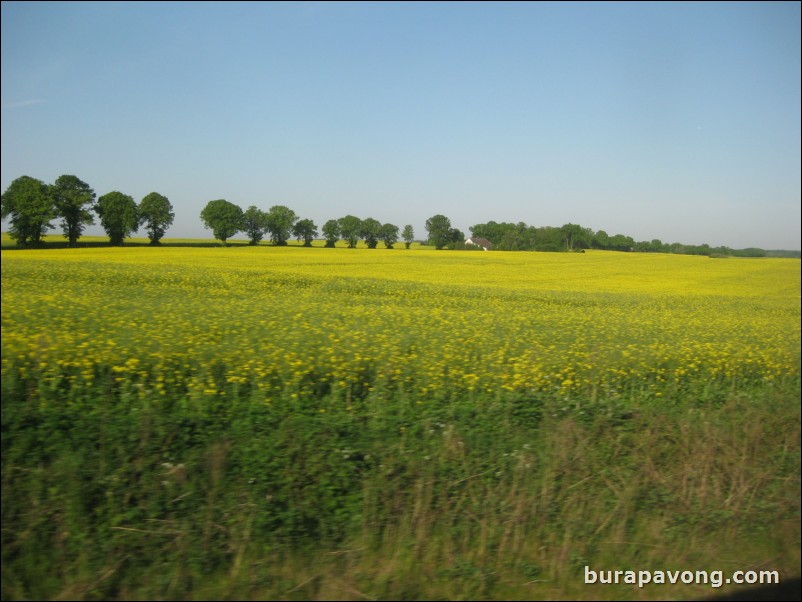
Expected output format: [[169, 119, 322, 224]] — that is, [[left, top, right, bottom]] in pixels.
[[1, 246, 800, 600]]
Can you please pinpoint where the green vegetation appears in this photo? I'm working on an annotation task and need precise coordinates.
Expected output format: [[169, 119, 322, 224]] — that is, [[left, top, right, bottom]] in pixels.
[[52, 175, 96, 247], [3, 174, 800, 255], [138, 192, 175, 246], [95, 191, 139, 246], [1, 247, 799, 600]]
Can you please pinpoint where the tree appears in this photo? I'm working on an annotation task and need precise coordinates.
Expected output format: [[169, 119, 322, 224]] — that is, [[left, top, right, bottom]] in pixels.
[[241, 205, 269, 245], [402, 224, 414, 249], [449, 227, 465, 245], [380, 223, 399, 249], [360, 217, 382, 249], [533, 226, 563, 252], [1, 176, 55, 246], [338, 215, 362, 248], [609, 234, 634, 252], [53, 174, 95, 246], [293, 218, 318, 247], [425, 214, 452, 250], [200, 199, 243, 245], [592, 230, 610, 250], [561, 223, 585, 251], [322, 219, 341, 248], [265, 205, 298, 246], [138, 192, 174, 245], [96, 191, 139, 245]]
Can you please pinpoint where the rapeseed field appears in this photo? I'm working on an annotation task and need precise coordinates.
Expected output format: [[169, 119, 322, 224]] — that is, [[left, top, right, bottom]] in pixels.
[[2, 246, 800, 601], [2, 247, 798, 404]]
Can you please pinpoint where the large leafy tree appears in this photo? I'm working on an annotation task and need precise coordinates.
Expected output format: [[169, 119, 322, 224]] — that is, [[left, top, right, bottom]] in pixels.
[[53, 174, 95, 246], [242, 205, 268, 245], [265, 205, 297, 246], [380, 223, 399, 249], [561, 223, 587, 252], [338, 215, 362, 248], [96, 191, 138, 245], [200, 199, 243, 245], [592, 229, 610, 250], [293, 218, 318, 247], [425, 214, 452, 250], [1, 175, 55, 246], [322, 219, 341, 248], [360, 217, 382, 249], [138, 192, 174, 245], [402, 224, 414, 249]]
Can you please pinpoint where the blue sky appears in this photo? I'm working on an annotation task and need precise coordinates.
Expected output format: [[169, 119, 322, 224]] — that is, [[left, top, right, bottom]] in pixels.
[[2, 1, 800, 249]]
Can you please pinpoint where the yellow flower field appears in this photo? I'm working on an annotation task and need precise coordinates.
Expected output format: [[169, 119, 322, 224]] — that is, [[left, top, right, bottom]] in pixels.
[[2, 246, 799, 406], [2, 245, 801, 601]]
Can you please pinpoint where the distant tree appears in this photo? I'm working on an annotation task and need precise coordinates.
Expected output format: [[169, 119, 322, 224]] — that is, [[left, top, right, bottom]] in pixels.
[[425, 214, 452, 249], [533, 226, 563, 252], [96, 191, 139, 245], [265, 205, 298, 246], [360, 217, 382, 249], [200, 199, 243, 245], [138, 192, 174, 245], [402, 224, 414, 249], [1, 175, 55, 246], [338, 215, 362, 248], [322, 219, 341, 248], [380, 223, 399, 249], [293, 218, 318, 247], [241, 205, 269, 245], [609, 234, 634, 252], [592, 230, 610, 250], [471, 221, 499, 243], [561, 223, 586, 251], [53, 174, 95, 246]]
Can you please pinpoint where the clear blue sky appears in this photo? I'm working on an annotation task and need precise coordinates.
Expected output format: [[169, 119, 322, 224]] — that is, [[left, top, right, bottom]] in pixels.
[[2, 1, 800, 249]]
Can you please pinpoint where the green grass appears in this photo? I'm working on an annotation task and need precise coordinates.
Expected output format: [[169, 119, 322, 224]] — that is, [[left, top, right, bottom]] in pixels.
[[2, 366, 799, 601]]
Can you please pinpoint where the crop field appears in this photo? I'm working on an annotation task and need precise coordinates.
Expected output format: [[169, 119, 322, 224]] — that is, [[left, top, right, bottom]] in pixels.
[[2, 246, 800, 600]]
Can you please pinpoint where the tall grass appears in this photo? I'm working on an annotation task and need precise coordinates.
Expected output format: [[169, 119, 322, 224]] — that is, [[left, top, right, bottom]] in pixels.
[[2, 371, 798, 600]]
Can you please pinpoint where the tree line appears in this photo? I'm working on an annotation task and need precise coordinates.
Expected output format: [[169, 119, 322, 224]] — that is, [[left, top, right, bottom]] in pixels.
[[2, 174, 797, 257], [199, 199, 416, 249], [1, 175, 174, 247], [465, 220, 789, 257]]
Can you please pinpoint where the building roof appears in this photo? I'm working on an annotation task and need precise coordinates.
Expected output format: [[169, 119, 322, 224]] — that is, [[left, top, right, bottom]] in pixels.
[[465, 237, 493, 250]]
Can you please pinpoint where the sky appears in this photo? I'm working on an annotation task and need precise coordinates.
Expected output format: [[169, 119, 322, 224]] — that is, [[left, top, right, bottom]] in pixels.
[[2, 1, 800, 250]]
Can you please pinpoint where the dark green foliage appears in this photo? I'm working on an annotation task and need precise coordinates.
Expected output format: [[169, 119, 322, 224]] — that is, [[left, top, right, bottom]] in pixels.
[[360, 217, 382, 249], [241, 205, 268, 245], [425, 214, 452, 250], [138, 192, 174, 245], [96, 191, 139, 245], [560, 222, 592, 251], [402, 224, 414, 249], [265, 205, 298, 246], [53, 174, 96, 246], [380, 223, 399, 249], [322, 219, 341, 247], [200, 199, 243, 245], [292, 218, 318, 247], [338, 215, 362, 248], [1, 175, 55, 246]]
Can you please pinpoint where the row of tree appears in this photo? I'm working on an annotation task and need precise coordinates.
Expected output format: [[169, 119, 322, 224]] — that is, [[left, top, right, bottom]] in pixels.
[[466, 220, 775, 257], [1, 175, 174, 246], [3, 175, 794, 256], [199, 199, 417, 249]]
